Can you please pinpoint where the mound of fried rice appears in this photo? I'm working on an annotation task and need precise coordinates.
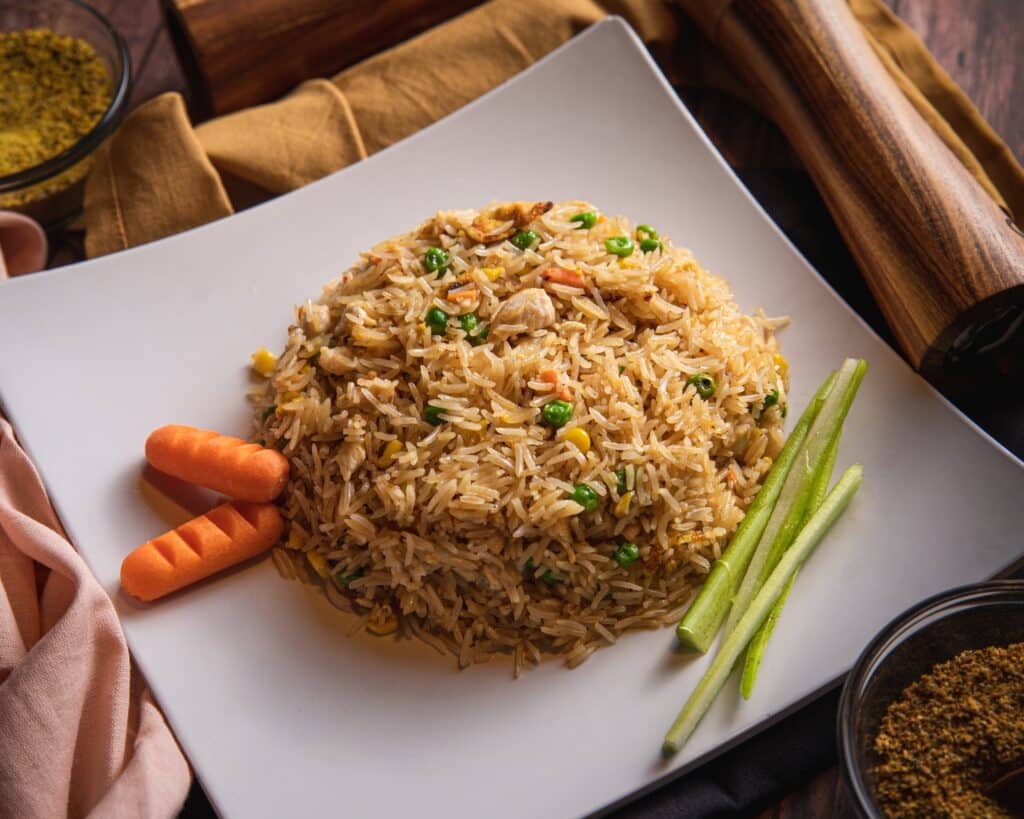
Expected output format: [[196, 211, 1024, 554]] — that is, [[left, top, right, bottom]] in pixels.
[[254, 200, 789, 674]]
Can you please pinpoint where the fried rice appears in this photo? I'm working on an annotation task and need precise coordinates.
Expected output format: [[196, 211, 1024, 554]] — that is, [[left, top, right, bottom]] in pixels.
[[253, 200, 789, 674]]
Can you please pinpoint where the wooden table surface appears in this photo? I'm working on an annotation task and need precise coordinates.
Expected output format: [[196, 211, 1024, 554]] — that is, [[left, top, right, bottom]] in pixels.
[[73, 1, 1023, 816]]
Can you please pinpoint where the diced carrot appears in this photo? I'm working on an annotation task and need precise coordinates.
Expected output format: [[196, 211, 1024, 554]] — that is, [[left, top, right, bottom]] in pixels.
[[446, 283, 478, 303], [120, 501, 283, 601], [538, 369, 559, 391], [541, 267, 585, 288], [145, 424, 289, 503]]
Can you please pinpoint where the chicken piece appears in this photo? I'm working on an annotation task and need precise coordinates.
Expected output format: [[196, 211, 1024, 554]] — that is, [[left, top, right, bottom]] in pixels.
[[464, 201, 553, 244], [334, 440, 366, 481], [350, 324, 400, 352], [490, 288, 557, 338], [318, 346, 357, 375]]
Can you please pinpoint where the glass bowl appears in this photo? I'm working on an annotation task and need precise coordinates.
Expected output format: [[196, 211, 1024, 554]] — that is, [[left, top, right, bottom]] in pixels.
[[838, 580, 1024, 817], [0, 0, 131, 226]]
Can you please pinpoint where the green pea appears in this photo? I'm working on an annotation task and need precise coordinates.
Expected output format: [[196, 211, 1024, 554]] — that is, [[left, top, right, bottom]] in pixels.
[[541, 399, 573, 428], [613, 541, 640, 568], [636, 224, 659, 240], [569, 483, 600, 512], [458, 311, 488, 345], [260, 405, 276, 421], [511, 229, 540, 250], [334, 568, 364, 588], [604, 236, 635, 257], [640, 238, 663, 254], [763, 388, 780, 409], [687, 373, 717, 399], [540, 569, 560, 585], [424, 403, 446, 425], [615, 468, 628, 495], [570, 211, 597, 229], [426, 306, 449, 336], [781, 405, 789, 419], [424, 247, 449, 273]]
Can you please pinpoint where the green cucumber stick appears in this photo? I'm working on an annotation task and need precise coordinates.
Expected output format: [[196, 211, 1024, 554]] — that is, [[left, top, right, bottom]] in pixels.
[[739, 432, 841, 698], [663, 465, 863, 755], [675, 372, 836, 653], [723, 359, 866, 638]]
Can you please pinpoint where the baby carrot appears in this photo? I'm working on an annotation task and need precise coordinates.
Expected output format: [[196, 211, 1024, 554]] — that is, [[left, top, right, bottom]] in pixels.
[[145, 424, 289, 503], [120, 501, 283, 601]]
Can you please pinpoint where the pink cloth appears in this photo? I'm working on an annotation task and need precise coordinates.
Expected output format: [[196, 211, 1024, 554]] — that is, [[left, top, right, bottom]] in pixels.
[[0, 419, 190, 818]]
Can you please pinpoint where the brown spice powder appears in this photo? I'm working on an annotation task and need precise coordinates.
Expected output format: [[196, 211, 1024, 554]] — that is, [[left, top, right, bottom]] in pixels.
[[873, 642, 1024, 818]]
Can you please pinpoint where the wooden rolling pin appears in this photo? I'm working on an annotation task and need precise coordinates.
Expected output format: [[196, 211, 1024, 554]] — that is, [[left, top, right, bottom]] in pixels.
[[163, 0, 484, 116], [677, 0, 1024, 389]]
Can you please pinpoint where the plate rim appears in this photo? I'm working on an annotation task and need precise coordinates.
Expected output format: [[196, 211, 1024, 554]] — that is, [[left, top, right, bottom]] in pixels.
[[1, 15, 1022, 819]]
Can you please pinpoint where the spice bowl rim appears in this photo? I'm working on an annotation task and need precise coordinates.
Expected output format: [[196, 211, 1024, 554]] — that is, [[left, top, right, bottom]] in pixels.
[[0, 0, 132, 194], [837, 578, 1024, 818]]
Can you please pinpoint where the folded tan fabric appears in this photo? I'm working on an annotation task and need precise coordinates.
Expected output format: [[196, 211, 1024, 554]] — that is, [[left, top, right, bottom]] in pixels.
[[83, 0, 1024, 257]]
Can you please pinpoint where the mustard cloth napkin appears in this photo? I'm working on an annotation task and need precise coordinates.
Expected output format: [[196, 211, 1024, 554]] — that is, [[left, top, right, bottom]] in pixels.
[[83, 0, 1024, 258]]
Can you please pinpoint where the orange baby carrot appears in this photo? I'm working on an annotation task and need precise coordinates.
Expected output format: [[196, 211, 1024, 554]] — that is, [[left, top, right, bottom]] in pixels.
[[120, 501, 283, 601], [145, 424, 289, 503]]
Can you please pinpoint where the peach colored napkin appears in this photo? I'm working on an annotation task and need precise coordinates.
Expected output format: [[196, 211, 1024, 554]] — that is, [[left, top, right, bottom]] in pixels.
[[0, 210, 47, 278], [0, 418, 189, 818]]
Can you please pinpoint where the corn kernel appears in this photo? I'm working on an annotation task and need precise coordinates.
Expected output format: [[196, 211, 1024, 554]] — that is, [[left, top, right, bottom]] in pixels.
[[482, 266, 504, 281], [306, 550, 330, 579], [773, 353, 789, 379], [620, 257, 640, 269], [562, 427, 591, 453], [615, 491, 633, 517], [286, 528, 304, 549], [377, 439, 402, 467], [276, 391, 301, 415], [367, 615, 398, 636], [251, 347, 277, 377]]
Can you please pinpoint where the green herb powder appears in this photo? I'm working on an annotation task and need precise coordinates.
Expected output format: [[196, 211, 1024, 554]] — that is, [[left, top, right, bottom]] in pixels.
[[0, 28, 111, 204]]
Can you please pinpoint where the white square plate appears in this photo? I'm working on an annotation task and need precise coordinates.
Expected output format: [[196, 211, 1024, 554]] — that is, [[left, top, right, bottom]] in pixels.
[[1, 18, 1022, 819]]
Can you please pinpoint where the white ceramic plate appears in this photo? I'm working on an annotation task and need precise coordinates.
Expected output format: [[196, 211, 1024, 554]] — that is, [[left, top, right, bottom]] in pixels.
[[1, 18, 1022, 819]]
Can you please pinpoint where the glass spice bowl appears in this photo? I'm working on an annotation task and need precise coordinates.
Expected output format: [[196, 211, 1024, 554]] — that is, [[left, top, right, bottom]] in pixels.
[[838, 579, 1024, 818], [0, 0, 131, 227]]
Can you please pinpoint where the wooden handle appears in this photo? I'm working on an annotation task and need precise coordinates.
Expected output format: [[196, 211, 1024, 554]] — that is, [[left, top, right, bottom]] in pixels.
[[163, 0, 485, 116], [678, 0, 1024, 386]]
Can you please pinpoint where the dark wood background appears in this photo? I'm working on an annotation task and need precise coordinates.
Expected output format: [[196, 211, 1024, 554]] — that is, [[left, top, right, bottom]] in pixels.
[[67, 1, 1022, 817]]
